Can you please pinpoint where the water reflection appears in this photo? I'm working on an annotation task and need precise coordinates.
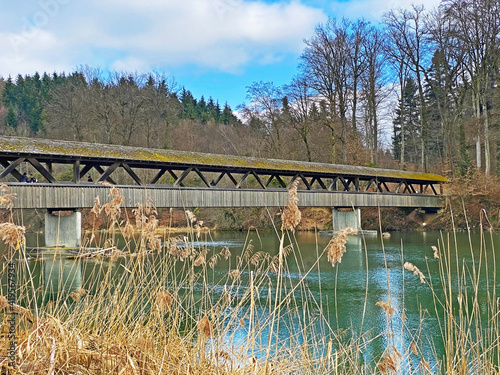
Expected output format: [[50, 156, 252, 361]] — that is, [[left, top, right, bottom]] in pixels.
[[43, 258, 82, 299]]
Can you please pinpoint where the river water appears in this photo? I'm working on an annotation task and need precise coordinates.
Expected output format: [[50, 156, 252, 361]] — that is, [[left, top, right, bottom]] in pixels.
[[3, 229, 499, 369]]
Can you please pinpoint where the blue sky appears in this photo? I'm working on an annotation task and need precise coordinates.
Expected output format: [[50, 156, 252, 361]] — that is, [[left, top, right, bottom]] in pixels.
[[0, 0, 441, 110]]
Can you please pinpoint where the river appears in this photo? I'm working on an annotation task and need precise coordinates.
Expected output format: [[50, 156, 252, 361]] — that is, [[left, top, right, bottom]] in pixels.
[[2, 229, 499, 370]]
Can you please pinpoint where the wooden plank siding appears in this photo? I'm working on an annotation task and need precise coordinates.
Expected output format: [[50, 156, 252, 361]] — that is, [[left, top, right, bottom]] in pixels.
[[7, 184, 444, 210]]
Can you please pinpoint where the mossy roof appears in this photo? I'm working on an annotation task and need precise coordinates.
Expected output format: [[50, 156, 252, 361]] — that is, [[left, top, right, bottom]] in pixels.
[[0, 136, 448, 183]]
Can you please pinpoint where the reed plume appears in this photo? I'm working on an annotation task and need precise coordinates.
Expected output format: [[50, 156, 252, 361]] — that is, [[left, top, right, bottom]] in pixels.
[[281, 180, 301, 232], [404, 261, 426, 284], [325, 227, 357, 267]]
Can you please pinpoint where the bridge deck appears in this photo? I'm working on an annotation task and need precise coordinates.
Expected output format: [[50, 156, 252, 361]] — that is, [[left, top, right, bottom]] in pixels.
[[0, 136, 447, 198]]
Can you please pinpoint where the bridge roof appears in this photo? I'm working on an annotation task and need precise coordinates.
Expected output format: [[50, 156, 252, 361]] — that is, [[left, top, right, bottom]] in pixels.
[[0, 136, 448, 183]]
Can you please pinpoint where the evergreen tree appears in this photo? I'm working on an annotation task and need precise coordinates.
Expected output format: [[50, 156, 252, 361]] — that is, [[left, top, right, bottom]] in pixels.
[[220, 103, 241, 125], [393, 78, 420, 164], [180, 88, 197, 119], [5, 106, 18, 128]]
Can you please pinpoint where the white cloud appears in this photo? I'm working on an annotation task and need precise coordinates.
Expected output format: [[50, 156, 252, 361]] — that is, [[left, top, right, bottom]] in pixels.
[[0, 0, 442, 80], [0, 28, 71, 77], [0, 0, 326, 77]]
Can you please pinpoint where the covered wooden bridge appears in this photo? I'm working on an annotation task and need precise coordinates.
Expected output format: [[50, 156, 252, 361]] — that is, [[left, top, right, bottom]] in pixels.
[[0, 136, 447, 210], [0, 136, 448, 247]]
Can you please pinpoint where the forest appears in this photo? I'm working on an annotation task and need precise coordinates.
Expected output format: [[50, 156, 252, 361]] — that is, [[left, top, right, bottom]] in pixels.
[[0, 0, 499, 178]]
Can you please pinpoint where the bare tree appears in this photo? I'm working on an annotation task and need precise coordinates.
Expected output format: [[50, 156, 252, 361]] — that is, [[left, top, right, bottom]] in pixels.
[[361, 26, 389, 164], [301, 18, 354, 163], [425, 7, 469, 171], [44, 73, 89, 141], [350, 19, 369, 134], [283, 75, 318, 162], [384, 6, 431, 169], [110, 73, 146, 146], [241, 81, 284, 157], [142, 73, 181, 149], [442, 0, 500, 175]]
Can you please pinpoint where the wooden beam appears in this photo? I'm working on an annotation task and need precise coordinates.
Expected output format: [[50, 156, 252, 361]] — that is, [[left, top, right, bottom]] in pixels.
[[329, 177, 338, 191], [95, 163, 119, 184], [274, 175, 287, 188], [288, 174, 299, 188], [166, 170, 184, 187], [432, 184, 438, 195], [73, 160, 81, 183], [79, 164, 94, 179], [251, 171, 266, 189], [338, 177, 350, 191], [150, 168, 167, 184], [236, 171, 250, 189], [174, 168, 193, 187], [316, 177, 327, 190], [300, 174, 312, 190], [365, 179, 374, 192], [402, 182, 410, 194], [226, 172, 238, 187], [194, 168, 210, 188], [213, 172, 226, 186], [27, 158, 57, 183], [265, 175, 274, 187], [0, 158, 25, 179], [395, 182, 403, 193], [0, 161, 23, 181], [122, 163, 143, 185]]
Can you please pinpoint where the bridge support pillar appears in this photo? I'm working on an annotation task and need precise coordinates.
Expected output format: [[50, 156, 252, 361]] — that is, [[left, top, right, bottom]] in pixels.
[[332, 208, 361, 231], [45, 211, 81, 248]]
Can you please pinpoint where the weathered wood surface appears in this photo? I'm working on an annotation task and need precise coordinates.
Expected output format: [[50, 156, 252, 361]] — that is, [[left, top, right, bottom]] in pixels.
[[6, 183, 444, 210], [0, 136, 448, 190]]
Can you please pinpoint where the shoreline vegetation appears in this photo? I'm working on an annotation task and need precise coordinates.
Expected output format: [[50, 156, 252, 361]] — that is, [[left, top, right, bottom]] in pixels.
[[0, 182, 499, 373]]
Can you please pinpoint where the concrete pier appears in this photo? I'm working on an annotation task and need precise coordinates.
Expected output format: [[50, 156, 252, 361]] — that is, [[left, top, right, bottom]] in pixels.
[[45, 211, 81, 248], [332, 208, 361, 231]]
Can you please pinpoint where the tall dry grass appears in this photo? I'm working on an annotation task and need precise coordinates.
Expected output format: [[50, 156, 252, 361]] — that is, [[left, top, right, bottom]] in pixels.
[[0, 183, 498, 374]]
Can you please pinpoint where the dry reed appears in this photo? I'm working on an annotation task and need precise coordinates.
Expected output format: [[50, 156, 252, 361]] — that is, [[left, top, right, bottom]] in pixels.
[[281, 180, 301, 232], [325, 227, 357, 267], [403, 261, 426, 284], [0, 184, 498, 374]]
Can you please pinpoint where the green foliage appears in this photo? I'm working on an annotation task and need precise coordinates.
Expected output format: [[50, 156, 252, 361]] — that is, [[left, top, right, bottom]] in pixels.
[[2, 73, 62, 133], [393, 78, 420, 163], [179, 88, 240, 125], [56, 168, 74, 181], [5, 106, 18, 128]]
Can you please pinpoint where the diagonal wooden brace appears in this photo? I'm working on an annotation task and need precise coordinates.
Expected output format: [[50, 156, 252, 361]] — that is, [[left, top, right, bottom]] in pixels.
[[28, 158, 57, 183], [0, 158, 25, 180]]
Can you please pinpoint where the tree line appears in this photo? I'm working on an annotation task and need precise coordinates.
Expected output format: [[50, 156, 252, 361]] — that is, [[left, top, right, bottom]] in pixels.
[[0, 70, 240, 150], [0, 0, 499, 176], [242, 0, 500, 175]]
